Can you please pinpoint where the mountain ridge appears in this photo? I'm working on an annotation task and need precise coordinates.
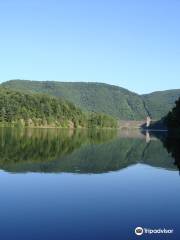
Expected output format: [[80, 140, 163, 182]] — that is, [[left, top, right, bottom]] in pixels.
[[1, 79, 180, 120], [3, 79, 180, 95]]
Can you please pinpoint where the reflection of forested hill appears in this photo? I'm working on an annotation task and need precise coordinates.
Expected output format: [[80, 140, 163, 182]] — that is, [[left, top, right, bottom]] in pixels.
[[0, 128, 175, 173], [152, 131, 180, 172], [43, 138, 174, 173], [0, 128, 116, 164]]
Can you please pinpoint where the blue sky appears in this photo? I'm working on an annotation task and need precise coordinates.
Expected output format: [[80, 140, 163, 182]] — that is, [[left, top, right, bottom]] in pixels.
[[0, 0, 179, 93]]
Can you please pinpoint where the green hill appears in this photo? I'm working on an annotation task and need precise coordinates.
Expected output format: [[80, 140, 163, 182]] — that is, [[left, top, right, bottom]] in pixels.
[[1, 80, 148, 120], [2, 80, 180, 120], [0, 87, 117, 128], [142, 90, 180, 120]]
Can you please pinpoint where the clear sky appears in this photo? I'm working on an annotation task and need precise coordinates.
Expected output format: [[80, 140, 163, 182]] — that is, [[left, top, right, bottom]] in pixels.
[[0, 0, 179, 93]]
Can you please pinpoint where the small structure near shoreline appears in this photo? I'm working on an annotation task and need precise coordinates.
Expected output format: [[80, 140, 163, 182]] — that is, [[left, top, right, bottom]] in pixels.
[[146, 116, 151, 128]]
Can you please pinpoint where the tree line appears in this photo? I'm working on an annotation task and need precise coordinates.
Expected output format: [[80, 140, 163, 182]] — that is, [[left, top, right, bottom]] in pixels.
[[0, 87, 117, 128]]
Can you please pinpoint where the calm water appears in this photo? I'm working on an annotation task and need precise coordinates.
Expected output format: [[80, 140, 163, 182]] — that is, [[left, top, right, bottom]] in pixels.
[[0, 128, 180, 239]]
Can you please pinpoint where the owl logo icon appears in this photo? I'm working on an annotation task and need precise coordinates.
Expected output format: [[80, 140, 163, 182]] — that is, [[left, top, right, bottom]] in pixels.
[[135, 227, 144, 236]]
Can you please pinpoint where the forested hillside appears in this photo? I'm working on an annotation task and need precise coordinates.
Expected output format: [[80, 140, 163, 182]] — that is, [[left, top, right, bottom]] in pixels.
[[142, 90, 180, 120], [0, 87, 117, 128], [165, 97, 180, 130], [1, 80, 148, 120], [2, 80, 180, 120]]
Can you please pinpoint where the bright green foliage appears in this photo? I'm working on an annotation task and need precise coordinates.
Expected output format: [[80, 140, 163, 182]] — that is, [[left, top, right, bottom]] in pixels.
[[0, 87, 118, 128], [88, 112, 117, 128]]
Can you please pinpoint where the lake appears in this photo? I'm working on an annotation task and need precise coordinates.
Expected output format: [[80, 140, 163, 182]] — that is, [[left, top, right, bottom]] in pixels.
[[0, 128, 179, 239]]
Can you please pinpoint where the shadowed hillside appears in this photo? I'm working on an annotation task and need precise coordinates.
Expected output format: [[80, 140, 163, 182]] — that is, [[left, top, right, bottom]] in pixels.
[[150, 97, 180, 171]]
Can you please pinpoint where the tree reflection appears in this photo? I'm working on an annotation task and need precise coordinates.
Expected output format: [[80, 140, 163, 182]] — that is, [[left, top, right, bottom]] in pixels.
[[0, 128, 177, 174]]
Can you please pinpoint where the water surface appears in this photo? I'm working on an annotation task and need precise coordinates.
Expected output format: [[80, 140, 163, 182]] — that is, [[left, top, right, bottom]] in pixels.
[[0, 128, 179, 239]]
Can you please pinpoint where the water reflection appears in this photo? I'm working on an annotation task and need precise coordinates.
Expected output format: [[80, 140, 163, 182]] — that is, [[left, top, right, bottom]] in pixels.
[[0, 127, 177, 173], [156, 132, 180, 172]]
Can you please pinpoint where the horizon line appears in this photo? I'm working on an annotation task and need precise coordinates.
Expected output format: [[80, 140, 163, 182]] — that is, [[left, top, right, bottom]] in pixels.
[[1, 78, 180, 95]]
